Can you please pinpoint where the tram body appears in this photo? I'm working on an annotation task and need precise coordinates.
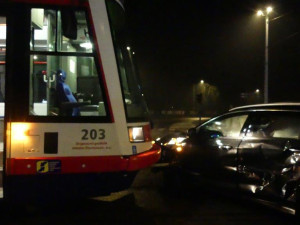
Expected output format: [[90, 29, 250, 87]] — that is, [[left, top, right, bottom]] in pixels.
[[0, 0, 160, 202]]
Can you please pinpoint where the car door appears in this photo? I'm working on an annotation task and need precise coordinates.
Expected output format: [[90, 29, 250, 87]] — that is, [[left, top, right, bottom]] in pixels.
[[238, 111, 300, 208], [180, 112, 249, 189]]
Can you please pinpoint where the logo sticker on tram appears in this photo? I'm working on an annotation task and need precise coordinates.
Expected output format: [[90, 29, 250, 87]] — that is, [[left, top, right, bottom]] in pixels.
[[36, 160, 61, 173], [132, 146, 137, 155]]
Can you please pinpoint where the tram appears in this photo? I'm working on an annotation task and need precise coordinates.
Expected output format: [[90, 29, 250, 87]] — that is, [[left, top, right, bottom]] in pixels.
[[0, 0, 160, 202]]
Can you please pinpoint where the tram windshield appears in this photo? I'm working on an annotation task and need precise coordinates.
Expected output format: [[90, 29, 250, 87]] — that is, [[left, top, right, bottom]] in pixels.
[[106, 0, 149, 122], [29, 9, 107, 117]]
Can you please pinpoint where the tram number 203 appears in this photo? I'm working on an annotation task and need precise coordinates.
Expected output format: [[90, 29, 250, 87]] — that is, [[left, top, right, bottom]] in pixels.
[[81, 129, 106, 140]]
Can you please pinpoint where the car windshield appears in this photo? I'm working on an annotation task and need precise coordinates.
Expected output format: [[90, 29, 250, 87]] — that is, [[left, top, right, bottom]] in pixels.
[[106, 0, 149, 122]]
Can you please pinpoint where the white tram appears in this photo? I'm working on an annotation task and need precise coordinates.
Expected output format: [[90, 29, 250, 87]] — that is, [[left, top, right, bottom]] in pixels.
[[0, 0, 160, 202]]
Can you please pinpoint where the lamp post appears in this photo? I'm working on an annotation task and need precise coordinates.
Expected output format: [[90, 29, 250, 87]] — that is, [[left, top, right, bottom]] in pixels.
[[257, 6, 273, 103]]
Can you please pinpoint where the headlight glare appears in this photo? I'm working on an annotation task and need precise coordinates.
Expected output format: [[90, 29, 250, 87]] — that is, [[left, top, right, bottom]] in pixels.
[[167, 137, 186, 145]]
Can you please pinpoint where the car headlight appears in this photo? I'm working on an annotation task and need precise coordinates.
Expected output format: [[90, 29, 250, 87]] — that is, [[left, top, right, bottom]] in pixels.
[[176, 146, 183, 152], [166, 137, 186, 146]]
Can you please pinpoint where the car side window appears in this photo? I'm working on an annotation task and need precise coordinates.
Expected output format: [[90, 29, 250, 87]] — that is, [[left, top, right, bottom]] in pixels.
[[245, 113, 300, 139], [201, 114, 248, 138]]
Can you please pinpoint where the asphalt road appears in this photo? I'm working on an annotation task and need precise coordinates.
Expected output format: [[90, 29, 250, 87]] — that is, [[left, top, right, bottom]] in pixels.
[[0, 168, 297, 225]]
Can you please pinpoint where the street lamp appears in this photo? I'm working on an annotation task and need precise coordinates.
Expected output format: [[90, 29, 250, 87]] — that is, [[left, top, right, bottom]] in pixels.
[[257, 6, 273, 103]]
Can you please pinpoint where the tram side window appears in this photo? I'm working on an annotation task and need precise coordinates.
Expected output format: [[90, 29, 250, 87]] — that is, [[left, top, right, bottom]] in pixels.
[[29, 8, 106, 117], [106, 0, 149, 121]]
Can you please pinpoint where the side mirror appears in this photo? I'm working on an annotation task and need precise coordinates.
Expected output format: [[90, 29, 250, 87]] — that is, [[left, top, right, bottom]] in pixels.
[[188, 128, 223, 141], [188, 128, 197, 138], [209, 130, 223, 139], [203, 130, 223, 139]]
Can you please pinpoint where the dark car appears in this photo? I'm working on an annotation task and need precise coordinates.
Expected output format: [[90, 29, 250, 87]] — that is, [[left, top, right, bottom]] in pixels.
[[173, 103, 300, 216]]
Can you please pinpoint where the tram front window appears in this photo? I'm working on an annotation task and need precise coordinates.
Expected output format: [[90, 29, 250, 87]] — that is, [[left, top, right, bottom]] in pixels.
[[30, 55, 106, 116], [106, 0, 149, 122], [29, 8, 107, 117]]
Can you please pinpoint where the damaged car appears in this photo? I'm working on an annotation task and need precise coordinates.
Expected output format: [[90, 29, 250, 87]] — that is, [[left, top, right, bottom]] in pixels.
[[174, 103, 300, 216]]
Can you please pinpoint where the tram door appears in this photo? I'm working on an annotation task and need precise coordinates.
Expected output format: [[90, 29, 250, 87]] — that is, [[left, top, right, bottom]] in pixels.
[[0, 16, 6, 198]]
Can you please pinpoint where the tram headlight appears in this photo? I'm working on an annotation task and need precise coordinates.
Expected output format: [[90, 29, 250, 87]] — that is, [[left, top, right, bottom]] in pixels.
[[12, 123, 29, 141], [128, 127, 144, 142], [128, 124, 152, 143]]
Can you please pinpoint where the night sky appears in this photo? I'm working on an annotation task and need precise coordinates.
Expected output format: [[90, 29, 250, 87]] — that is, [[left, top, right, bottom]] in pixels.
[[125, 0, 300, 112]]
